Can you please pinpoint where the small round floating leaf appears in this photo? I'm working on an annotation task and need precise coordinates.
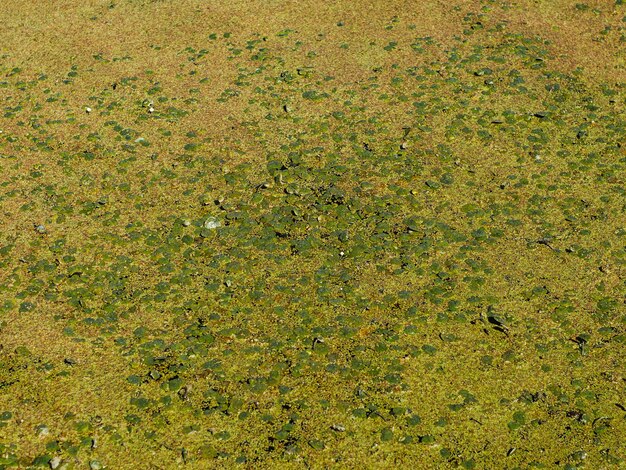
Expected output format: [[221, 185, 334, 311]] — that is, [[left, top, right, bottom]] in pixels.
[[308, 439, 325, 450], [381, 427, 394, 441]]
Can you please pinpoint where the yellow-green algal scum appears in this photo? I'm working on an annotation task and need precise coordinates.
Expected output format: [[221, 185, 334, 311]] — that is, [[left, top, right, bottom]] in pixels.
[[0, 0, 625, 468]]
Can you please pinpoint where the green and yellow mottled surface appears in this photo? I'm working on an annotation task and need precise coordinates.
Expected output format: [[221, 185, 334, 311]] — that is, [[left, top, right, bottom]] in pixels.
[[0, 0, 625, 468]]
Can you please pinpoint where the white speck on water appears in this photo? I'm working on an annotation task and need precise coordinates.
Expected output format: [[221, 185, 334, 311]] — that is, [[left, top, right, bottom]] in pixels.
[[203, 217, 221, 230]]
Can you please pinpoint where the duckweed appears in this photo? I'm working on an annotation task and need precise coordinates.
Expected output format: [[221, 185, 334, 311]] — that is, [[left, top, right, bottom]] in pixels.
[[0, 0, 625, 468]]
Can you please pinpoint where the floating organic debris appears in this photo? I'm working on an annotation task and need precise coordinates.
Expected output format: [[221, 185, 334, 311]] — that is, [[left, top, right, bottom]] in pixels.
[[0, 1, 624, 468]]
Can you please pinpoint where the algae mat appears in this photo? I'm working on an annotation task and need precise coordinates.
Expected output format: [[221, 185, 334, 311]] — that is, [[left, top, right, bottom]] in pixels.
[[0, 0, 625, 468]]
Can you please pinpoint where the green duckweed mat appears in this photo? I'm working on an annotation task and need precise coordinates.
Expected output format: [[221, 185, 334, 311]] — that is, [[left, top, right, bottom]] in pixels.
[[0, 0, 625, 468]]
